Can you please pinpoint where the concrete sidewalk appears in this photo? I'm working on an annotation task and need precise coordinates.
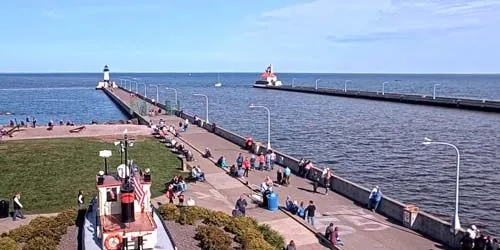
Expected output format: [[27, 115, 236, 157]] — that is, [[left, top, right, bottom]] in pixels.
[[159, 121, 447, 250]]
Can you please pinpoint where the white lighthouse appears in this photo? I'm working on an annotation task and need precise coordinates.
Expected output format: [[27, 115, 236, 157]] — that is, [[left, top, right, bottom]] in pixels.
[[96, 65, 117, 89]]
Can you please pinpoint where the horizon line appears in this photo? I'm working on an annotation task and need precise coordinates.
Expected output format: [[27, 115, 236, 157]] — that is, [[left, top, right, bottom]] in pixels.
[[0, 71, 499, 75]]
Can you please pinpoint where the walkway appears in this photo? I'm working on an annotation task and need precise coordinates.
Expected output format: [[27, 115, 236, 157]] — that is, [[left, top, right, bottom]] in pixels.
[[109, 87, 447, 250]]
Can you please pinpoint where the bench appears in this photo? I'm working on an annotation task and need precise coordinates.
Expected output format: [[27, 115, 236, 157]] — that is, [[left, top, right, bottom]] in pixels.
[[69, 126, 86, 133]]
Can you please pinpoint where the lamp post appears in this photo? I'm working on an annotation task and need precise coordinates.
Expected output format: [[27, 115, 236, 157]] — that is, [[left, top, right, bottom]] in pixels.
[[344, 80, 351, 93], [382, 81, 390, 95], [315, 78, 321, 90], [193, 94, 209, 123], [433, 83, 441, 100], [99, 150, 112, 175], [150, 84, 164, 103], [292, 78, 296, 87], [422, 137, 461, 232], [137, 82, 147, 97], [249, 104, 271, 149], [165, 87, 178, 108]]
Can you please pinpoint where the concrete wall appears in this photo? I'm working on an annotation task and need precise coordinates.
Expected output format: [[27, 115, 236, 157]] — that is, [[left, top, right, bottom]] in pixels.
[[102, 88, 149, 125], [256, 85, 500, 113], [112, 89, 465, 249]]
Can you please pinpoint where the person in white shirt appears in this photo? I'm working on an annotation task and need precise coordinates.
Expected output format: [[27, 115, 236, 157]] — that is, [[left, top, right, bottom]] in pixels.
[[12, 192, 26, 221], [269, 151, 277, 170], [77, 190, 85, 210]]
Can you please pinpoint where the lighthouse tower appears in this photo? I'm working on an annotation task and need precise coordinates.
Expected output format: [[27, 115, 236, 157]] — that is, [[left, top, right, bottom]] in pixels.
[[96, 65, 117, 89], [103, 65, 110, 83]]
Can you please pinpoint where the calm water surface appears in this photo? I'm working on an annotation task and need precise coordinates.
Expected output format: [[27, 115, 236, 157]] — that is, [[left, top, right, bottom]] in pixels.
[[1, 73, 499, 236]]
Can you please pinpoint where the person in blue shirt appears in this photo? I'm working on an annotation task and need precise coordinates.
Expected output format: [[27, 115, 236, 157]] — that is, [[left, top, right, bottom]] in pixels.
[[216, 156, 229, 169], [236, 153, 244, 168], [284, 166, 292, 186], [368, 186, 383, 211]]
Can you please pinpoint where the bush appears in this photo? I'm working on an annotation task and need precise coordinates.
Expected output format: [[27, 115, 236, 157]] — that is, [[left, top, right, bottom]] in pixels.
[[195, 225, 232, 250], [258, 224, 285, 249], [28, 216, 68, 242], [0, 237, 18, 250], [158, 203, 180, 221], [55, 208, 78, 227], [245, 237, 275, 250], [7, 224, 36, 243], [23, 236, 58, 250], [201, 211, 231, 227], [177, 207, 197, 225]]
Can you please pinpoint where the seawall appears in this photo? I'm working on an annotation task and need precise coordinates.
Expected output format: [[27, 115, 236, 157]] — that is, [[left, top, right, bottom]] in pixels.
[[254, 85, 500, 113], [104, 86, 466, 249]]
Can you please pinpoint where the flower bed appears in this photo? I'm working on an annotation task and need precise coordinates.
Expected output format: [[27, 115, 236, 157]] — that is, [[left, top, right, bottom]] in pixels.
[[0, 208, 78, 250], [158, 204, 285, 250]]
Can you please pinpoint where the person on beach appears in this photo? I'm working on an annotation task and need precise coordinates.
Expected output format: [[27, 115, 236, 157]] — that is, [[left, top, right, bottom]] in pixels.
[[368, 186, 383, 211], [305, 200, 316, 226], [77, 190, 84, 210], [12, 193, 26, 221]]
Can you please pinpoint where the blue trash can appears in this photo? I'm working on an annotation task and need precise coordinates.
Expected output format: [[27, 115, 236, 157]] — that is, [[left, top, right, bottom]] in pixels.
[[266, 192, 279, 211]]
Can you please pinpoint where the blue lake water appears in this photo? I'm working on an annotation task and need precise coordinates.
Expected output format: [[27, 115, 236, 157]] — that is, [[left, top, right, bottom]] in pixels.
[[1, 72, 500, 236]]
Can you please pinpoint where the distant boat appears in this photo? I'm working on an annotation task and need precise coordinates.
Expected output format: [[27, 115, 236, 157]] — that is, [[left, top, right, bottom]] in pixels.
[[214, 73, 223, 87], [254, 64, 282, 87]]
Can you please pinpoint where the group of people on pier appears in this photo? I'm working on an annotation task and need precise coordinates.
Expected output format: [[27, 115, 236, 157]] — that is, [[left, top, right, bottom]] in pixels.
[[461, 225, 499, 250]]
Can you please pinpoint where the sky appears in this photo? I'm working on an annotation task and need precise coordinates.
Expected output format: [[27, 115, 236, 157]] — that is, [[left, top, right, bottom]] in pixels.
[[0, 0, 499, 73]]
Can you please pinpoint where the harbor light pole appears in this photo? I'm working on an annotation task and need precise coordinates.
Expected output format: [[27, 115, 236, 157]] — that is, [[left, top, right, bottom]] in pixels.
[[249, 104, 271, 150], [382, 81, 389, 95], [292, 78, 296, 87], [315, 79, 321, 90], [165, 87, 178, 108], [422, 137, 461, 232], [193, 94, 209, 123], [99, 150, 112, 175], [138, 82, 147, 97], [433, 83, 441, 100], [344, 80, 351, 93], [149, 84, 164, 103]]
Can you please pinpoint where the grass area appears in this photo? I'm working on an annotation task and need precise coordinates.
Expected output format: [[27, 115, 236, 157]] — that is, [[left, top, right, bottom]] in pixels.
[[0, 137, 181, 214]]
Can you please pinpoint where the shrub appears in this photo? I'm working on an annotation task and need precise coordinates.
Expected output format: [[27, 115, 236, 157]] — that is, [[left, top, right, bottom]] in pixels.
[[177, 207, 197, 225], [202, 211, 231, 227], [245, 237, 275, 250], [7, 224, 36, 243], [23, 236, 58, 250], [0, 237, 18, 250], [158, 203, 180, 221], [55, 208, 78, 227], [258, 224, 285, 249], [195, 225, 232, 250], [28, 216, 67, 241]]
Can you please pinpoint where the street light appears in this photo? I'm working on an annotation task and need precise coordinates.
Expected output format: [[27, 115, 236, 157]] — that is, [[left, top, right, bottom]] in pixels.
[[382, 81, 390, 95], [292, 78, 296, 87], [344, 80, 351, 93], [433, 83, 441, 100], [193, 94, 209, 123], [315, 79, 321, 90], [249, 104, 271, 150], [165, 87, 178, 108], [138, 82, 147, 97], [149, 84, 164, 103], [99, 150, 112, 175], [422, 137, 461, 232]]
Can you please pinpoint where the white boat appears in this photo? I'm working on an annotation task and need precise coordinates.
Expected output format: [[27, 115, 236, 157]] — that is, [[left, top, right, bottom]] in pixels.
[[96, 65, 118, 89], [214, 73, 222, 87], [253, 64, 282, 87]]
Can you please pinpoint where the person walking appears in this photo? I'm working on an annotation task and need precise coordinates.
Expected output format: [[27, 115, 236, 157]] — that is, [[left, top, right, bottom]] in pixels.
[[284, 166, 292, 186], [12, 193, 26, 221], [235, 195, 248, 216], [242, 157, 250, 177], [322, 168, 332, 195], [286, 240, 296, 250], [305, 200, 316, 227], [77, 190, 85, 210]]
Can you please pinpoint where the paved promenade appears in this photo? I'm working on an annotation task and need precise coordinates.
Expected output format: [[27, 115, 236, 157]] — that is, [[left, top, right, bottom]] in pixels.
[[109, 87, 448, 250]]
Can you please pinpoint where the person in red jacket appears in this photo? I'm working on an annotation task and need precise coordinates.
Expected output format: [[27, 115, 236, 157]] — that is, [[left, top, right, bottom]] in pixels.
[[242, 157, 250, 177]]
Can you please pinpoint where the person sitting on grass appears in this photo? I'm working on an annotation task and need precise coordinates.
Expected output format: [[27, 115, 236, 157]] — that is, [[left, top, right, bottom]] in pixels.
[[216, 156, 229, 169]]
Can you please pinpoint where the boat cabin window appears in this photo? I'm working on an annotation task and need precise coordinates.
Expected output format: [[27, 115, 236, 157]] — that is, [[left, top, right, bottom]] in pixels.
[[107, 188, 118, 202]]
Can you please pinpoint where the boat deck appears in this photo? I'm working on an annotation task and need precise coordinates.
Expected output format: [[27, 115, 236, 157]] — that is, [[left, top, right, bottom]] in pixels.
[[101, 213, 156, 233]]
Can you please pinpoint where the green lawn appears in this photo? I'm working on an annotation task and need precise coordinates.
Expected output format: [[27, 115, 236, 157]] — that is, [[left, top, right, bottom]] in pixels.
[[0, 137, 181, 214]]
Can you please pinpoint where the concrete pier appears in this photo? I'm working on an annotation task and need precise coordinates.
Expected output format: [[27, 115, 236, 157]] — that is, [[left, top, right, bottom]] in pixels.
[[254, 85, 500, 113], [102, 86, 464, 249]]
